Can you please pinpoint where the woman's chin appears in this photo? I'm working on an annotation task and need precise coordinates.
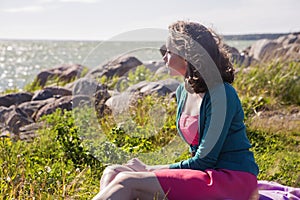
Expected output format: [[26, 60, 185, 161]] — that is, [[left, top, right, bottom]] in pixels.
[[169, 69, 183, 76]]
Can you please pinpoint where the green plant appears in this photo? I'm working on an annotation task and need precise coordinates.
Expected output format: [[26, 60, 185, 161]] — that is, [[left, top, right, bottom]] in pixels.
[[0, 109, 103, 199], [247, 127, 300, 187], [104, 95, 178, 154], [1, 87, 20, 94], [234, 61, 300, 110]]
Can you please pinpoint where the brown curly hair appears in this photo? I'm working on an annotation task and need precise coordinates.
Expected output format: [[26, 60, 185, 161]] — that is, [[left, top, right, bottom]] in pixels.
[[168, 21, 235, 93]]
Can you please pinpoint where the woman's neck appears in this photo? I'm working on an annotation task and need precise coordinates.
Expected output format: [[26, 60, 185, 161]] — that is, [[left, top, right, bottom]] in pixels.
[[182, 92, 205, 116]]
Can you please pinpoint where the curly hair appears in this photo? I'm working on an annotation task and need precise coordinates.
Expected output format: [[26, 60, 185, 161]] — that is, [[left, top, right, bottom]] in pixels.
[[168, 21, 235, 93]]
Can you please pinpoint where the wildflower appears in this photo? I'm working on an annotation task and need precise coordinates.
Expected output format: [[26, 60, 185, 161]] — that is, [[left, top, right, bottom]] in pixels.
[[170, 125, 176, 129], [45, 166, 51, 173]]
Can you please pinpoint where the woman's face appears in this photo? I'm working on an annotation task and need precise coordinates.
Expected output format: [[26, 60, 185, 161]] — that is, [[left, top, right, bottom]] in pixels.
[[163, 49, 188, 76]]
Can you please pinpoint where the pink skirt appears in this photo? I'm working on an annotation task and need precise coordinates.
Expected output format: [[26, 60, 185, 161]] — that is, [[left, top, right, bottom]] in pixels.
[[154, 168, 258, 200]]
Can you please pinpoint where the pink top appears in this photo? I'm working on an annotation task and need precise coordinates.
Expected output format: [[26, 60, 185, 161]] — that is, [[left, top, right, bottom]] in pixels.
[[179, 113, 199, 146]]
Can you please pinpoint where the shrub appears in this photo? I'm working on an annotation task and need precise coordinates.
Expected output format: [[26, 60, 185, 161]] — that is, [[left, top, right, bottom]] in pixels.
[[234, 61, 300, 118]]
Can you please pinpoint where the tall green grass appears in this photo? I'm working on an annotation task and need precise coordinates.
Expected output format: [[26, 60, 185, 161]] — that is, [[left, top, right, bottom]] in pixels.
[[234, 61, 300, 118], [0, 109, 102, 199]]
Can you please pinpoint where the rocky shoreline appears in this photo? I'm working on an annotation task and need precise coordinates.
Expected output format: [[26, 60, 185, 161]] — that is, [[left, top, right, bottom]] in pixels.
[[0, 32, 299, 141]]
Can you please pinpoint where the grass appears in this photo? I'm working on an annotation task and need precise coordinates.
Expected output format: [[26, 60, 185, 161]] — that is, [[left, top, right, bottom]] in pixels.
[[0, 61, 299, 199]]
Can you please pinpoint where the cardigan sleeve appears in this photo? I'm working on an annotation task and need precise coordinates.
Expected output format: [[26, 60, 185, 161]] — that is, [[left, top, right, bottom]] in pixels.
[[170, 84, 239, 170], [175, 83, 183, 105]]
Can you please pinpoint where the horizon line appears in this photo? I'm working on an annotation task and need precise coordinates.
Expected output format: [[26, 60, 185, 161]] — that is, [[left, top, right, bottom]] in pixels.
[[0, 31, 298, 42]]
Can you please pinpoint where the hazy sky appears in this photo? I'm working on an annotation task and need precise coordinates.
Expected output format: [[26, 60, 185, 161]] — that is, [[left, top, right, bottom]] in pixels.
[[0, 0, 299, 40]]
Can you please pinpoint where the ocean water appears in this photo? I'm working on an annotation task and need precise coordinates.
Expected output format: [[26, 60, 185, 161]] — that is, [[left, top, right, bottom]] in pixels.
[[0, 39, 254, 93]]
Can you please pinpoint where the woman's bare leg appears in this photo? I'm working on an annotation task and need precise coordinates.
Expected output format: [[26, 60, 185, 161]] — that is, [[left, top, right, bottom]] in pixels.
[[100, 165, 135, 190], [93, 171, 166, 200]]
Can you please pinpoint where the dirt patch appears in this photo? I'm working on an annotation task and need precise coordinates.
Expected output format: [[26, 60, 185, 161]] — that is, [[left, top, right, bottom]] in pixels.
[[249, 106, 300, 135]]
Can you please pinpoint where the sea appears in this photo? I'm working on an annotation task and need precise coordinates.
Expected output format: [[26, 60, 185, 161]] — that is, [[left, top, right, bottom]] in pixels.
[[0, 39, 254, 93]]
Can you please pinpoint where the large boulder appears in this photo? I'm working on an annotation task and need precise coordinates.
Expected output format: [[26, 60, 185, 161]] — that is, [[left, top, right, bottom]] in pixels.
[[34, 96, 73, 121], [94, 86, 111, 118], [159, 44, 167, 57], [143, 60, 166, 73], [36, 64, 86, 87], [87, 56, 143, 79], [126, 81, 151, 93], [106, 78, 180, 115], [18, 98, 56, 119], [248, 39, 281, 61], [0, 106, 10, 124], [71, 78, 111, 116], [72, 78, 104, 96], [105, 92, 139, 115], [0, 106, 33, 134], [157, 79, 181, 92], [32, 86, 72, 101], [0, 92, 33, 107], [247, 33, 300, 63], [139, 82, 172, 96], [126, 79, 179, 96], [18, 122, 44, 141]]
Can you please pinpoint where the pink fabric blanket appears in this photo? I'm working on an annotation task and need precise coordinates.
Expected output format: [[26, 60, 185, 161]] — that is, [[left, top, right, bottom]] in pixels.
[[258, 180, 300, 200]]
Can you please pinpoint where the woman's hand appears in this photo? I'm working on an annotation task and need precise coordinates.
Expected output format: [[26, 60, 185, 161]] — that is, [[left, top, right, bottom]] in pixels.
[[125, 158, 148, 172]]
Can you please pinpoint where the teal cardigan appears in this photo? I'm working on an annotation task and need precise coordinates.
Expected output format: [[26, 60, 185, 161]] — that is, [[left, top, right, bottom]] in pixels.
[[169, 83, 259, 176]]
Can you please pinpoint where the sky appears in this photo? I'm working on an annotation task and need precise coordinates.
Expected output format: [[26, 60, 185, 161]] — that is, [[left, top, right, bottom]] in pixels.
[[0, 0, 299, 40]]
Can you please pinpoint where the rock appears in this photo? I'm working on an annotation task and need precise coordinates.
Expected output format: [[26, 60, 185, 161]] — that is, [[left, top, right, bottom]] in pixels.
[[18, 98, 55, 119], [224, 44, 240, 61], [71, 78, 111, 117], [87, 56, 143, 79], [32, 86, 72, 101], [34, 96, 73, 121], [0, 129, 10, 138], [94, 86, 111, 118], [1, 106, 34, 134], [155, 66, 169, 75], [0, 92, 33, 107], [245, 32, 300, 64], [281, 34, 298, 46], [157, 78, 180, 92], [105, 79, 179, 117], [140, 82, 172, 96], [72, 78, 104, 96], [0, 122, 9, 138], [105, 92, 137, 115], [72, 95, 93, 108], [272, 43, 300, 61], [18, 122, 44, 141], [126, 81, 150, 93], [125, 79, 179, 96], [160, 44, 167, 57], [0, 106, 10, 123], [106, 81, 175, 116], [248, 39, 281, 61], [143, 60, 166, 73], [36, 64, 86, 87]]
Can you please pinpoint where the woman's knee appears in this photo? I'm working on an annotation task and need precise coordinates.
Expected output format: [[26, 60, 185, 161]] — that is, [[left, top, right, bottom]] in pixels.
[[113, 171, 139, 186], [112, 172, 165, 199]]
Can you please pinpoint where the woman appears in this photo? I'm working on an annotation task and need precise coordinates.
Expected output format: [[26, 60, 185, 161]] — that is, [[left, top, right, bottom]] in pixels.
[[93, 20, 259, 200]]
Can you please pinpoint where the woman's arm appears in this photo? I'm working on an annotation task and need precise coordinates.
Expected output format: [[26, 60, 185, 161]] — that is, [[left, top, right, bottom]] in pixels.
[[125, 158, 169, 172]]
